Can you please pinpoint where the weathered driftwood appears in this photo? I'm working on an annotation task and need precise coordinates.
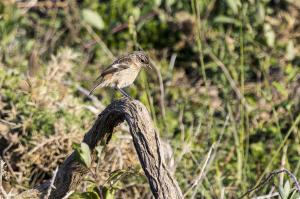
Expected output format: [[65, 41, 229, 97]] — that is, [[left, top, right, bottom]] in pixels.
[[18, 98, 183, 199]]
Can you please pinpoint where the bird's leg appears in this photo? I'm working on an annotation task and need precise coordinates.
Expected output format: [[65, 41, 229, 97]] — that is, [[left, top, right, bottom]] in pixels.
[[116, 87, 132, 99]]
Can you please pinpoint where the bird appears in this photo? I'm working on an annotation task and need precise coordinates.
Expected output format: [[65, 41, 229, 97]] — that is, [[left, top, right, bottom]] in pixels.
[[89, 51, 151, 98]]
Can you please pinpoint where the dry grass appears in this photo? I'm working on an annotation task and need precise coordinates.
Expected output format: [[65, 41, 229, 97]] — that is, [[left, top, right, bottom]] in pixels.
[[1, 0, 300, 198]]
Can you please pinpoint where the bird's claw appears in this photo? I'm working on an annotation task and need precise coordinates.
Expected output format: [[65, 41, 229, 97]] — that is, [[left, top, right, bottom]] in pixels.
[[117, 87, 133, 100]]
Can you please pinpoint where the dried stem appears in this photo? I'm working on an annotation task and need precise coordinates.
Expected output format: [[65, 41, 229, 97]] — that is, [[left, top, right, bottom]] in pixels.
[[239, 169, 300, 198], [0, 159, 9, 199], [45, 167, 58, 199]]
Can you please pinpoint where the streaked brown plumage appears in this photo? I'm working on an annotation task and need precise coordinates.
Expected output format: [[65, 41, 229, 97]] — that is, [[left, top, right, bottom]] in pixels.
[[89, 51, 150, 98]]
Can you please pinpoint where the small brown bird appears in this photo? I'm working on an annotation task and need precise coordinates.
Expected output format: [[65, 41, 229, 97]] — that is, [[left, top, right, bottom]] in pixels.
[[89, 51, 150, 98]]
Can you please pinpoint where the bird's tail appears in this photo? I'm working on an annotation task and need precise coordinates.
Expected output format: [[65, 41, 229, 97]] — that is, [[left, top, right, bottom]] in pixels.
[[89, 75, 103, 95]]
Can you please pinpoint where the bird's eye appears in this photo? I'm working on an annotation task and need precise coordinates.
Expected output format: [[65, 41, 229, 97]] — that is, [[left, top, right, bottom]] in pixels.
[[139, 56, 148, 64]]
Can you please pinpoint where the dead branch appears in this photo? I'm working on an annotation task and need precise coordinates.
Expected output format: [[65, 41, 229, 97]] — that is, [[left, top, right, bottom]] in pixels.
[[239, 169, 300, 199], [17, 98, 183, 199]]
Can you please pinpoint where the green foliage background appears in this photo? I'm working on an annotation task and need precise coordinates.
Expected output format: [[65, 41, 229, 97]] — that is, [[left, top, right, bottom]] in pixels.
[[0, 0, 300, 198]]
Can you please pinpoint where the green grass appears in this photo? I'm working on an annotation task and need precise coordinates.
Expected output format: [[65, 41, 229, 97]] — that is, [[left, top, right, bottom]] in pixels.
[[0, 0, 300, 198]]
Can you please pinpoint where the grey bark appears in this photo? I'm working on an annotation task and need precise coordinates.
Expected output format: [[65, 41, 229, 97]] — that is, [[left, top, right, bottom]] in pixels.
[[17, 98, 183, 199]]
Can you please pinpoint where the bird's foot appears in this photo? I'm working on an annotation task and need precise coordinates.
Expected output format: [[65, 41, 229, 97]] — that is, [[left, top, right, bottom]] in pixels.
[[117, 87, 133, 100]]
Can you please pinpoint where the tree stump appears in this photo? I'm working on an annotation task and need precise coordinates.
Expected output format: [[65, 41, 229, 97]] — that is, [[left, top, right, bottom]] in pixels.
[[17, 98, 183, 199]]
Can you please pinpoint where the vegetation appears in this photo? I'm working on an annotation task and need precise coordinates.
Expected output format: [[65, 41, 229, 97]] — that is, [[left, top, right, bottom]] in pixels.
[[0, 0, 300, 198]]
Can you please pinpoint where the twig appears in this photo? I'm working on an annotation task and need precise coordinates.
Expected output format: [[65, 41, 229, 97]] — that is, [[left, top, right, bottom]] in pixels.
[[184, 114, 229, 198], [252, 192, 279, 199], [207, 50, 244, 101], [213, 114, 230, 151], [239, 169, 300, 199], [168, 53, 177, 72], [203, 0, 216, 20], [28, 135, 78, 155], [45, 167, 59, 199], [17, 1, 69, 9], [255, 115, 300, 188], [2, 144, 19, 185], [0, 119, 18, 127], [63, 80, 104, 110], [284, 169, 300, 194], [0, 159, 8, 199], [0, 157, 14, 199], [61, 190, 74, 199], [183, 144, 214, 197], [83, 24, 114, 60], [150, 59, 166, 119], [191, 145, 214, 198]]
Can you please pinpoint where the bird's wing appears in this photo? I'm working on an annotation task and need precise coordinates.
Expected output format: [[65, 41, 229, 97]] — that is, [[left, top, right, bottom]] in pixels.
[[113, 55, 132, 64], [100, 63, 130, 77], [89, 64, 130, 95], [89, 74, 103, 95]]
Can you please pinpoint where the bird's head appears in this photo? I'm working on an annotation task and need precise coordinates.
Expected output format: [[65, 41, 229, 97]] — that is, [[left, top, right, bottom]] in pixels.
[[131, 51, 151, 69]]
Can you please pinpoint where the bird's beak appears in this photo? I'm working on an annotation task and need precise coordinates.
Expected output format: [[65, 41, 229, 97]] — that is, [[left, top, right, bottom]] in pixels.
[[142, 64, 151, 69]]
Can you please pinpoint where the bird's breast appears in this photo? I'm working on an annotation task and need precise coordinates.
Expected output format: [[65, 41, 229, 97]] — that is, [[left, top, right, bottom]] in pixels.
[[115, 68, 140, 88]]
